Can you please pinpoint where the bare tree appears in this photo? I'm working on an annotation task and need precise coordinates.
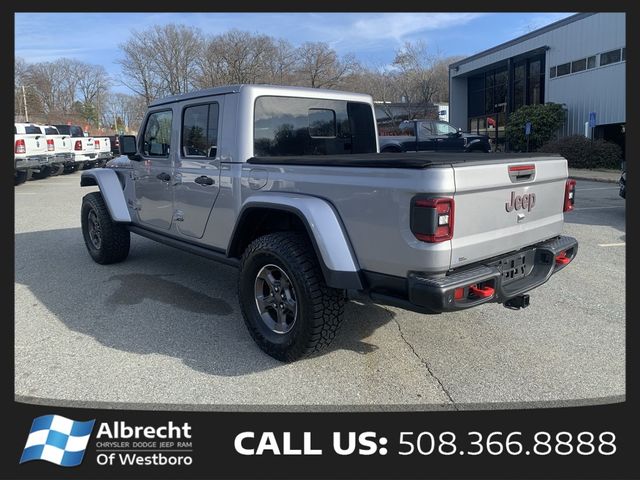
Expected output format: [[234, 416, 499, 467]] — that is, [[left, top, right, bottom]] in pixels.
[[295, 42, 358, 88], [117, 30, 160, 104], [196, 30, 282, 87]]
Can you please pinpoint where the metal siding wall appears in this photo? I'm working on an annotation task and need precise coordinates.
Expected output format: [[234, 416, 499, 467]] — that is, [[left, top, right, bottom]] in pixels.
[[449, 77, 467, 129], [450, 13, 625, 135]]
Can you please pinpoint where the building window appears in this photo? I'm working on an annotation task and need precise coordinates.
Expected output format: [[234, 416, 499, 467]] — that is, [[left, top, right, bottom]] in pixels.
[[600, 49, 621, 66], [556, 63, 571, 76], [571, 58, 587, 73], [549, 66, 556, 78], [622, 47, 626, 61], [527, 58, 544, 105], [587, 56, 596, 69], [513, 62, 526, 110]]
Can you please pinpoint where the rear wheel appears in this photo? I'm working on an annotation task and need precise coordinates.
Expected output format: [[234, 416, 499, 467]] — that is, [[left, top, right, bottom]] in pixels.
[[238, 232, 346, 362], [30, 166, 51, 180], [50, 164, 65, 176], [14, 170, 28, 186], [81, 192, 130, 264]]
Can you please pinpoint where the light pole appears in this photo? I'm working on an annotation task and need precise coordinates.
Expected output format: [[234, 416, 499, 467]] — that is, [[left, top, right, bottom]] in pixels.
[[21, 85, 29, 122]]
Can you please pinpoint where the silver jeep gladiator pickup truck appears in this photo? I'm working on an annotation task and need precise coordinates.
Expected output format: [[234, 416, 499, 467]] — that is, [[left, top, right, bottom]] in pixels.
[[80, 84, 578, 361]]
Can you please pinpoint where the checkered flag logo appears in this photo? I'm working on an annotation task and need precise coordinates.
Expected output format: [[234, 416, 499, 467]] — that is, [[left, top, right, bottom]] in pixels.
[[20, 415, 95, 467]]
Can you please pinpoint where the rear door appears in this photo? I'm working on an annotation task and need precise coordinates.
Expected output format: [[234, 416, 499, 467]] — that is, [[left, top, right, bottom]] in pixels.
[[450, 157, 567, 269], [172, 98, 223, 239]]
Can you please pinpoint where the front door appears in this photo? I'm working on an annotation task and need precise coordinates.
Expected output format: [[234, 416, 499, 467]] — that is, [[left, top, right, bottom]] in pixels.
[[173, 99, 223, 239], [133, 109, 175, 230], [434, 121, 465, 151], [416, 121, 437, 151]]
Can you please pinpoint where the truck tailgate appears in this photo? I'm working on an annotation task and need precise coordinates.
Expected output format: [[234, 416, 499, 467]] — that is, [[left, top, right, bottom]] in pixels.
[[450, 157, 567, 269]]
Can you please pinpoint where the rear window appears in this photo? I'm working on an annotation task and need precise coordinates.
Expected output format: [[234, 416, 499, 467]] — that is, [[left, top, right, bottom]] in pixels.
[[25, 125, 42, 134], [70, 126, 85, 137], [45, 127, 59, 135], [253, 96, 376, 156], [54, 125, 70, 135]]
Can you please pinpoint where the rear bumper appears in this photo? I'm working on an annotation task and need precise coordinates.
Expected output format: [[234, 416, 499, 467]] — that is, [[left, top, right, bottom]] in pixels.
[[74, 152, 97, 163], [96, 151, 114, 160], [52, 152, 74, 164], [367, 235, 578, 314], [15, 155, 47, 170]]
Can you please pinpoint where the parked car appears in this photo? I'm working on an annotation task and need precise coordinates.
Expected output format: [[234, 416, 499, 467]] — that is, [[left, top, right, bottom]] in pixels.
[[14, 123, 48, 185], [379, 119, 491, 153], [93, 136, 114, 167], [52, 124, 97, 171], [108, 135, 121, 156], [42, 125, 75, 176], [80, 84, 577, 362], [619, 162, 626, 199]]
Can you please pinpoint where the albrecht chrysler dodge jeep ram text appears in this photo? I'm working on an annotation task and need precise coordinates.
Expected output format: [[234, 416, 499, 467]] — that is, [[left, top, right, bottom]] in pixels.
[[80, 85, 578, 361]]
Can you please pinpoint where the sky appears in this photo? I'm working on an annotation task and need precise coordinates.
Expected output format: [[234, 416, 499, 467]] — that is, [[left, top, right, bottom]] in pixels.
[[15, 12, 575, 93]]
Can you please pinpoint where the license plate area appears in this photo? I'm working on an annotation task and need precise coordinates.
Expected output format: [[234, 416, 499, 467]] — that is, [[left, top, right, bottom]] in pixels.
[[495, 250, 536, 285]]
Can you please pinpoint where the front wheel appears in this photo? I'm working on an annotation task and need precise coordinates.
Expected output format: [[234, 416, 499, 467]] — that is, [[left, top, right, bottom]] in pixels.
[[238, 232, 346, 362], [81, 192, 130, 264]]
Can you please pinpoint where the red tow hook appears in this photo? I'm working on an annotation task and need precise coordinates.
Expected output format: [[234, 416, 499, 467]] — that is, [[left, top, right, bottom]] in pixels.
[[555, 251, 571, 265], [468, 284, 495, 298]]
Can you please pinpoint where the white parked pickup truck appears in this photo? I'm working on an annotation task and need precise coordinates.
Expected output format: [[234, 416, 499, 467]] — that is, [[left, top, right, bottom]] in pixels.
[[93, 136, 114, 166], [41, 125, 75, 176], [52, 124, 97, 171], [14, 122, 48, 185]]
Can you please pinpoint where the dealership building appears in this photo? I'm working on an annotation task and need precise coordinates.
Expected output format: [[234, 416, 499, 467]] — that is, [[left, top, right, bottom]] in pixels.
[[449, 12, 626, 151]]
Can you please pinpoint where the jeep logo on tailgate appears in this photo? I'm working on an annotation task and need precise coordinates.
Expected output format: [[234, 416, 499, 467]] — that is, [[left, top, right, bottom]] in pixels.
[[505, 192, 536, 212]]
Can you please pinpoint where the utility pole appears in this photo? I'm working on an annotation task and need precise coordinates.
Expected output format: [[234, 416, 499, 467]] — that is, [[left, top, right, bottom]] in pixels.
[[21, 85, 29, 122]]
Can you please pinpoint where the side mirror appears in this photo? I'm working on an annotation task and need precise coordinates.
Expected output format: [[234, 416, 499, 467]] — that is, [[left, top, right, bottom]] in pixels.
[[118, 135, 139, 159], [457, 127, 463, 136]]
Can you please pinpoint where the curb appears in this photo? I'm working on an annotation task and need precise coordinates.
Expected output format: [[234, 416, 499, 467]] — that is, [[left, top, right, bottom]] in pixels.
[[568, 175, 619, 184]]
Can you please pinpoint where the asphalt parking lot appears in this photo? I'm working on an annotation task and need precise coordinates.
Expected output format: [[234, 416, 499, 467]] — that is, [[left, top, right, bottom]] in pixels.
[[14, 173, 625, 411]]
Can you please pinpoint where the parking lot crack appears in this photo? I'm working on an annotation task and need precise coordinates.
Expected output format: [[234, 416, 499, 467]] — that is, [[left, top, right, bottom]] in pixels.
[[393, 318, 458, 410]]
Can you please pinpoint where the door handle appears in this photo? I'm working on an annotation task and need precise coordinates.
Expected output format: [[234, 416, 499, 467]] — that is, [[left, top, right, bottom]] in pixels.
[[156, 172, 171, 182], [194, 175, 214, 186]]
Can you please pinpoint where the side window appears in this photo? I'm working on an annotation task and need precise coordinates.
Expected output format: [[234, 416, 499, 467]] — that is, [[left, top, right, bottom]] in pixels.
[[435, 122, 458, 135], [142, 110, 173, 157], [419, 122, 435, 137], [181, 103, 219, 158]]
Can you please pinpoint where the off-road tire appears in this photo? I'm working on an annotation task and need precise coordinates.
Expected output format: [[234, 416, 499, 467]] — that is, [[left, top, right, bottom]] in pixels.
[[81, 192, 130, 264], [238, 232, 346, 362]]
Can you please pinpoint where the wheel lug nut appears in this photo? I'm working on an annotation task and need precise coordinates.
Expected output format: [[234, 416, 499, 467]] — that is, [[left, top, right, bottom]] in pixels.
[[280, 303, 284, 309]]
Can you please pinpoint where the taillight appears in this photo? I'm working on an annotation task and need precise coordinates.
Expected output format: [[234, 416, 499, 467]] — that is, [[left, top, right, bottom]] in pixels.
[[15, 139, 26, 154], [95, 140, 100, 149], [47, 139, 55, 151], [564, 179, 576, 212], [74, 140, 82, 151], [411, 197, 454, 242]]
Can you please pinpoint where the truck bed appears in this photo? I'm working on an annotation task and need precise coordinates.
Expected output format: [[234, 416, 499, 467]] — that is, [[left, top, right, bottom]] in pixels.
[[247, 152, 562, 168]]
